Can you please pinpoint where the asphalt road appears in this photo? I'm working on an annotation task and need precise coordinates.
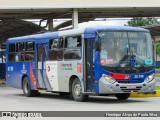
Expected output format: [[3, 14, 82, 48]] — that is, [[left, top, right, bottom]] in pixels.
[[0, 76, 160, 119], [0, 76, 159, 111], [0, 86, 160, 120], [0, 86, 160, 111]]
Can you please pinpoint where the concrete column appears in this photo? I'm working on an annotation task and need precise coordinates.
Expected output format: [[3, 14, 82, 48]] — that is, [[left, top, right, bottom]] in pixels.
[[48, 18, 54, 31], [72, 8, 78, 29]]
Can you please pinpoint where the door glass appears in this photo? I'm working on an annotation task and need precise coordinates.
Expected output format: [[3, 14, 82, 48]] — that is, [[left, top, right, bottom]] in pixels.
[[43, 45, 46, 61], [37, 46, 42, 62], [85, 39, 95, 91]]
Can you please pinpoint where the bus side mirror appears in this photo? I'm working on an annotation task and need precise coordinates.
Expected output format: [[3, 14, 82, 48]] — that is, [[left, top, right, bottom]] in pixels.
[[95, 41, 100, 51]]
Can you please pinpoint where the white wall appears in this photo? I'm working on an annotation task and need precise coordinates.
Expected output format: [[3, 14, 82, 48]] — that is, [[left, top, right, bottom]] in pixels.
[[0, 0, 159, 8]]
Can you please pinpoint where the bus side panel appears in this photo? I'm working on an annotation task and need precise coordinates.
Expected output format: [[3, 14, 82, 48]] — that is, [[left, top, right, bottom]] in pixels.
[[58, 61, 84, 92], [6, 62, 37, 90], [7, 62, 25, 89], [46, 61, 83, 92]]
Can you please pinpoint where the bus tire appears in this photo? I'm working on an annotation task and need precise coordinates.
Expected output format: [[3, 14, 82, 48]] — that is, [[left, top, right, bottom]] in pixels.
[[115, 93, 130, 100], [22, 77, 39, 97], [71, 78, 88, 102]]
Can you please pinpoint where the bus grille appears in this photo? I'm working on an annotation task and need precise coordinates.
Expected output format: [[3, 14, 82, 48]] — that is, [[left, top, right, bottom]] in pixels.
[[120, 86, 142, 92], [117, 79, 144, 84]]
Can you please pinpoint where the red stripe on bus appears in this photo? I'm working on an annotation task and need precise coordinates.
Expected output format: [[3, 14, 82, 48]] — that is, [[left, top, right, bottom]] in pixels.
[[110, 72, 130, 80], [30, 64, 37, 89]]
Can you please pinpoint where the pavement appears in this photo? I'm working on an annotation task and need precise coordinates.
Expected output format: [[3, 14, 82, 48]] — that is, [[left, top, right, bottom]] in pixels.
[[0, 83, 160, 120]]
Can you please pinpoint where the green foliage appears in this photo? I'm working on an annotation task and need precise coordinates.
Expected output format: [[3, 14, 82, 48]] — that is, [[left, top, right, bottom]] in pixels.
[[156, 86, 160, 90], [156, 43, 160, 53], [127, 17, 160, 27]]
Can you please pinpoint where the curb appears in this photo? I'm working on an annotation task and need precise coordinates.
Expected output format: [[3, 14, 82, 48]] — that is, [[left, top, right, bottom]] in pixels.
[[130, 90, 160, 97]]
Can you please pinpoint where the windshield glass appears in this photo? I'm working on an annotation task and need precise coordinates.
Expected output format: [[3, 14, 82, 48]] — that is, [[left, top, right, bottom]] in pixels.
[[99, 31, 153, 67]]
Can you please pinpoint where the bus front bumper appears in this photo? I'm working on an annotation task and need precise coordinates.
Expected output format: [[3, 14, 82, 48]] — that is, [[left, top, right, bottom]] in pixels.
[[99, 77, 156, 94]]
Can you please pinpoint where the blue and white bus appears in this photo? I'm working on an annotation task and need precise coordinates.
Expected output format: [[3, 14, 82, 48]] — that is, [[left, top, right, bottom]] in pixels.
[[6, 26, 155, 101]]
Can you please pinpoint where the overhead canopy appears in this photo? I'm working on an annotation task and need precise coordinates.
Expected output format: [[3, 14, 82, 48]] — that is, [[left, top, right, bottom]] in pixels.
[[1, 7, 160, 20], [143, 25, 160, 37], [1, 0, 160, 19], [1, 19, 160, 46], [1, 0, 160, 45], [0, 19, 46, 45]]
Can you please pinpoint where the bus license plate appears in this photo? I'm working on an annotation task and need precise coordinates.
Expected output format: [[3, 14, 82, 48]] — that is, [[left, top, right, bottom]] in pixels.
[[127, 85, 136, 89]]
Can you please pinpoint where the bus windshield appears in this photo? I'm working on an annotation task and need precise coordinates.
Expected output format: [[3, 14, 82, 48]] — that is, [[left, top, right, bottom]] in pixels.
[[98, 31, 153, 67]]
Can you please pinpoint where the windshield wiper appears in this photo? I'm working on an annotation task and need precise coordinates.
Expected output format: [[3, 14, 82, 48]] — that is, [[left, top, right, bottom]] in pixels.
[[129, 48, 145, 68], [134, 56, 145, 68], [116, 54, 130, 68], [116, 54, 145, 69]]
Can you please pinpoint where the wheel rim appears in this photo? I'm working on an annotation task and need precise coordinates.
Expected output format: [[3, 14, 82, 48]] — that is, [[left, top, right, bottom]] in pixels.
[[74, 83, 82, 97], [24, 80, 29, 94]]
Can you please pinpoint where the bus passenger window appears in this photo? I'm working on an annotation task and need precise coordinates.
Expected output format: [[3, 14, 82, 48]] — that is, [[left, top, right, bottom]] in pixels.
[[15, 53, 24, 62], [14, 42, 25, 62], [9, 44, 15, 52], [49, 38, 63, 60], [26, 41, 34, 51], [25, 41, 34, 61], [64, 36, 82, 60], [16, 43, 24, 52], [8, 53, 15, 62], [8, 43, 16, 62]]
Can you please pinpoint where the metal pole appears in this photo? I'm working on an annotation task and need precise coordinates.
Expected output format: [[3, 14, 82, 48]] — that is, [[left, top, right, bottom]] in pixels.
[[72, 8, 78, 29], [48, 18, 54, 31]]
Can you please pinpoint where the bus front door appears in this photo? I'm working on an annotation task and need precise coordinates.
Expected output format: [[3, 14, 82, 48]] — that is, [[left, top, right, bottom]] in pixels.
[[36, 44, 48, 90], [85, 39, 95, 92]]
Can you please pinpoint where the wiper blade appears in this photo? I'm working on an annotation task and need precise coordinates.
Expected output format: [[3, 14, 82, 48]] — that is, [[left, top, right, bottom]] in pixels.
[[134, 56, 145, 68], [116, 54, 145, 69], [116, 54, 129, 68]]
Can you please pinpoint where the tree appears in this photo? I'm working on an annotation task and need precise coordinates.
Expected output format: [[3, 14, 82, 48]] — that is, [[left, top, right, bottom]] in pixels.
[[156, 42, 160, 54], [127, 17, 160, 27]]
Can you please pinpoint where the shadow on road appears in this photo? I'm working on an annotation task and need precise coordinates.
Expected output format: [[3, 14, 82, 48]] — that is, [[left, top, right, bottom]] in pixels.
[[87, 96, 148, 104], [14, 92, 148, 104], [15, 93, 73, 102]]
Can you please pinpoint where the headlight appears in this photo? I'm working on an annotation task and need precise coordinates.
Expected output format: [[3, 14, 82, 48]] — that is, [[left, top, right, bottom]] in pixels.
[[144, 73, 155, 83], [102, 74, 116, 84]]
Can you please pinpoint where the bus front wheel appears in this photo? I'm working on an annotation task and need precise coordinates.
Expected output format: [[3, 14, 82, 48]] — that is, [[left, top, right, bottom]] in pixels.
[[115, 93, 130, 100], [71, 78, 88, 102], [23, 77, 39, 97]]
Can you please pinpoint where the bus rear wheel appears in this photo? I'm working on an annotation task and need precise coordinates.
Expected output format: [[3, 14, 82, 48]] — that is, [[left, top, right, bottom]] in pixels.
[[23, 77, 39, 97], [115, 93, 130, 100], [71, 78, 88, 102]]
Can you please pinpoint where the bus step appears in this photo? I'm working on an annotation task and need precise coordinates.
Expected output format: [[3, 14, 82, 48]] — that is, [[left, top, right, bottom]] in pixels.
[[37, 88, 47, 90], [37, 88, 47, 93], [84, 92, 96, 95]]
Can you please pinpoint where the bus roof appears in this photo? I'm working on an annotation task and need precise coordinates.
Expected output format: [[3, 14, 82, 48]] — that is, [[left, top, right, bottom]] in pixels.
[[7, 31, 58, 43], [58, 26, 149, 37], [7, 26, 149, 42], [85, 26, 149, 33]]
